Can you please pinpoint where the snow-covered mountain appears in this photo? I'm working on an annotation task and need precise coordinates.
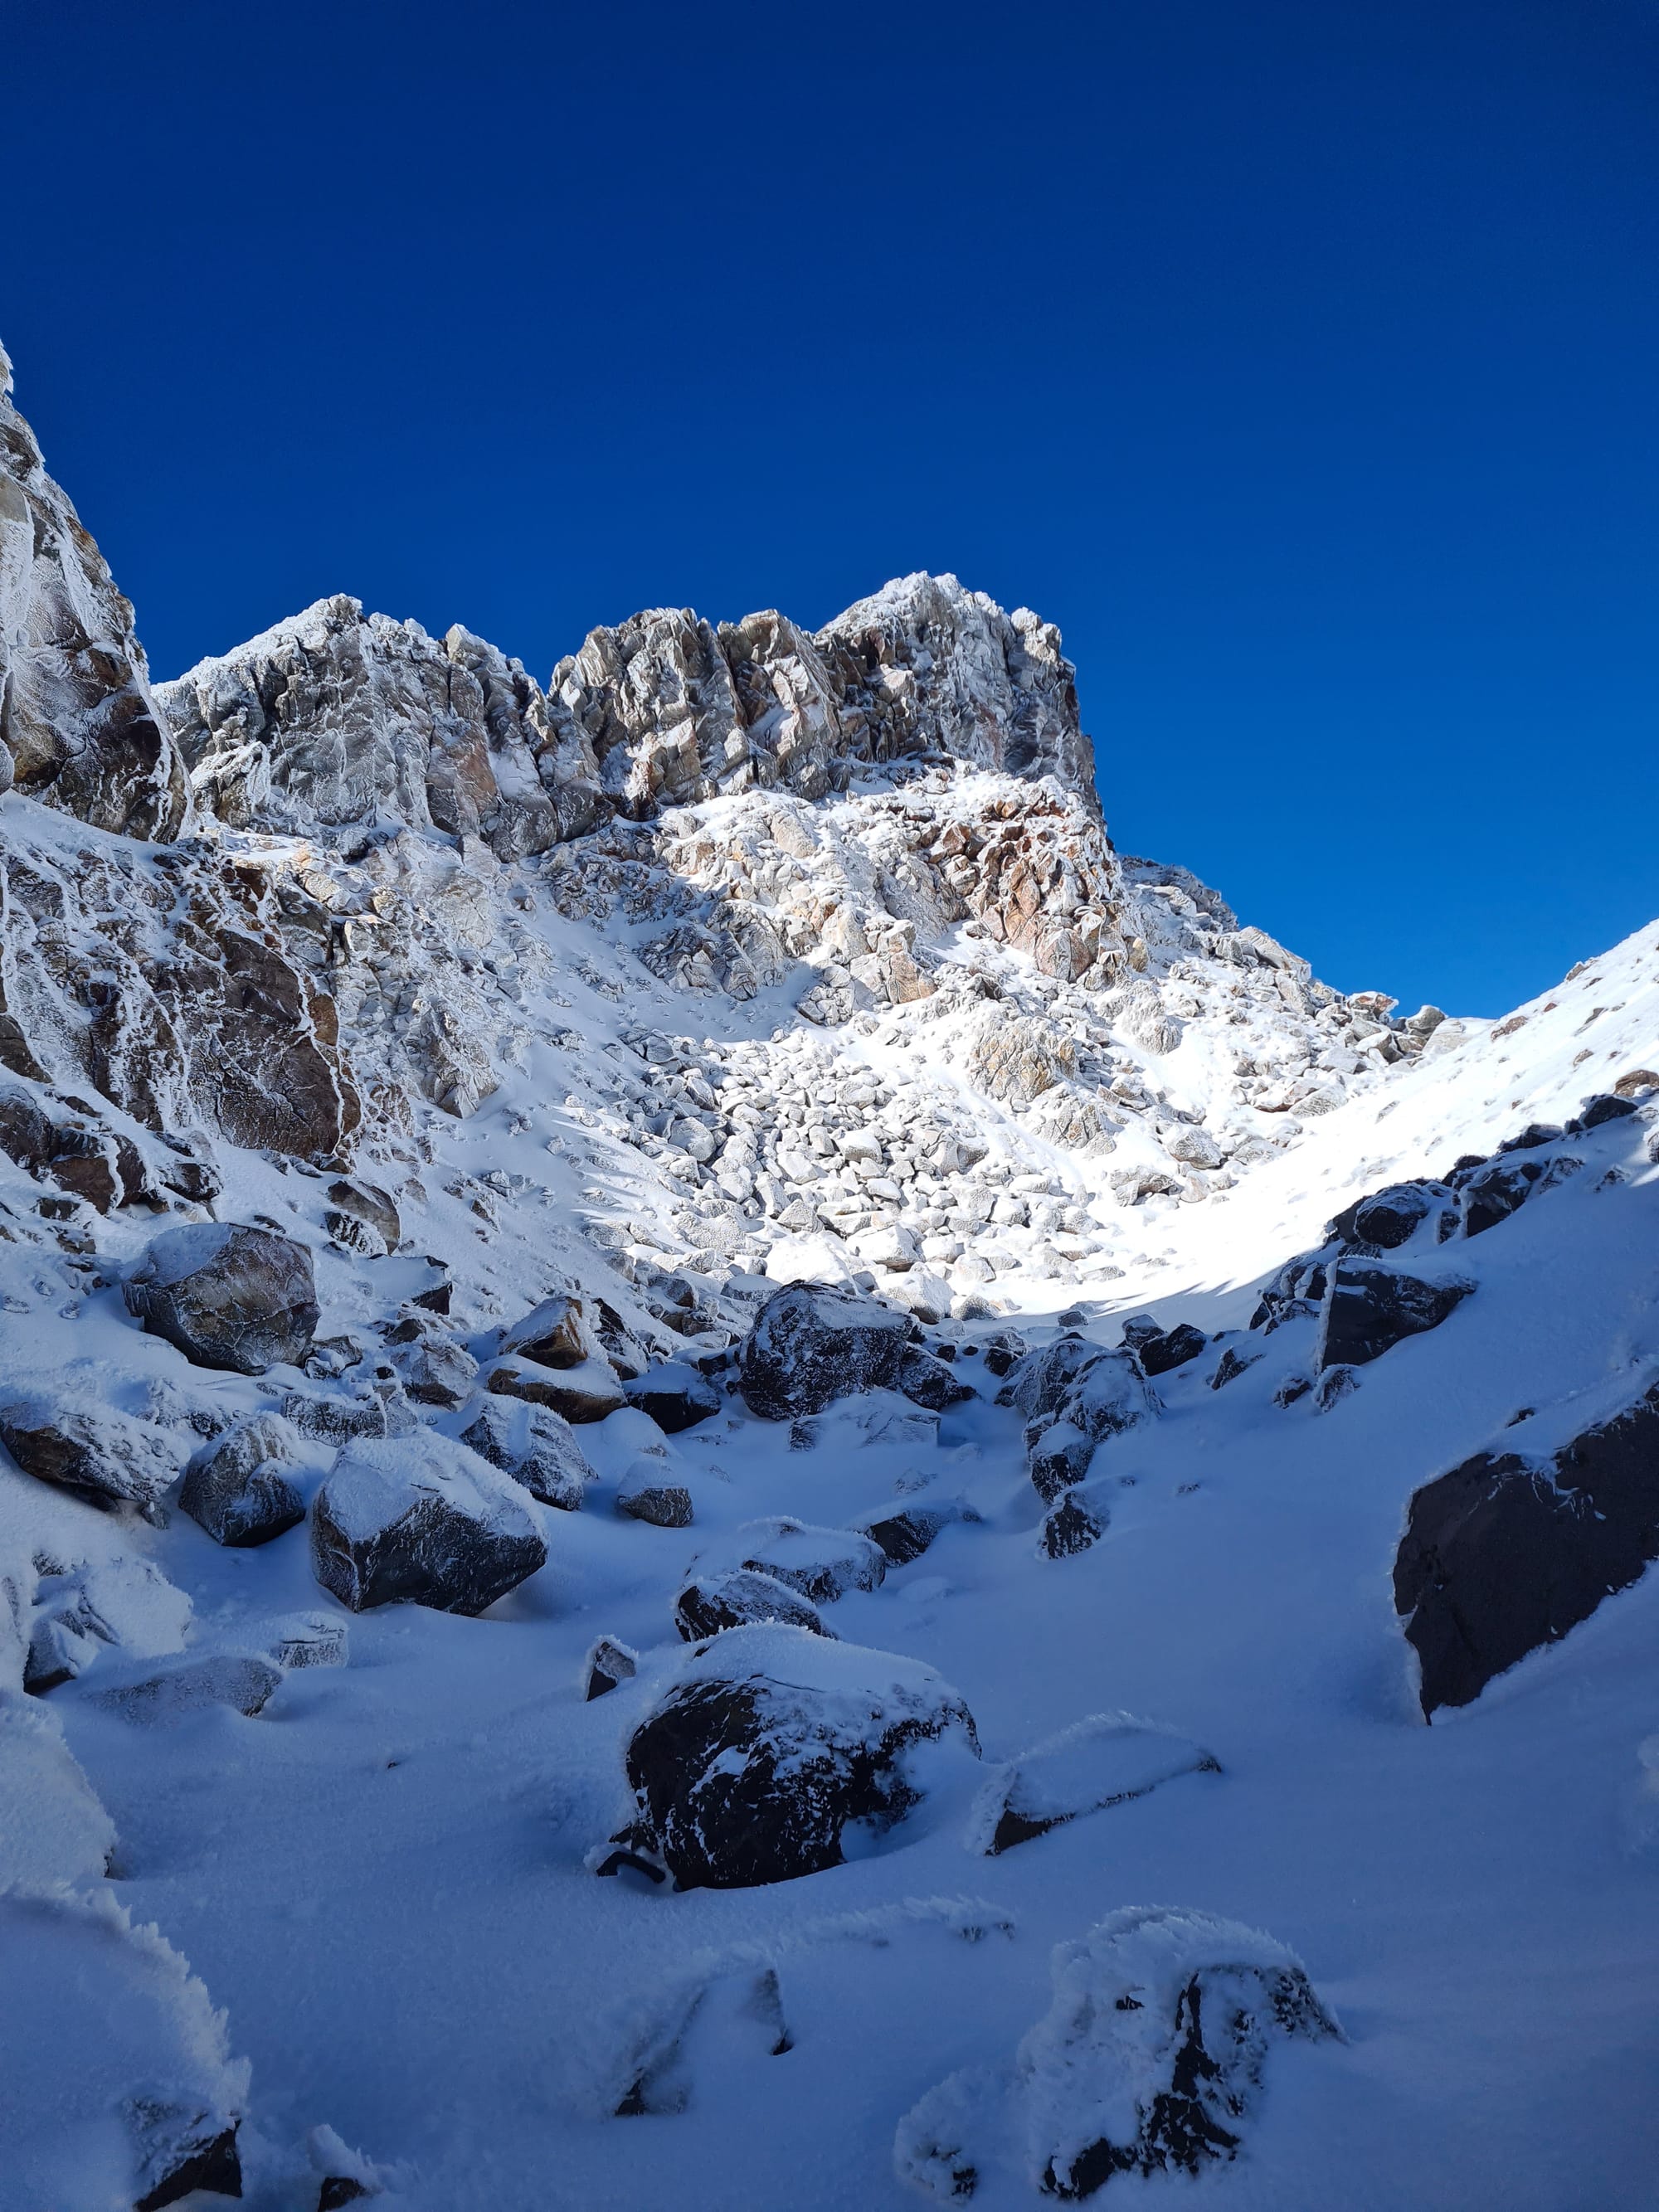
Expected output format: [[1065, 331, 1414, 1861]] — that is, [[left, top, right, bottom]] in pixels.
[[2, 340, 1657, 2212]]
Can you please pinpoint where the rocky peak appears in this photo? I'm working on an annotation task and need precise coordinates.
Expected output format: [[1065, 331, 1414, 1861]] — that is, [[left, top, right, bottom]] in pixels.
[[0, 351, 188, 839]]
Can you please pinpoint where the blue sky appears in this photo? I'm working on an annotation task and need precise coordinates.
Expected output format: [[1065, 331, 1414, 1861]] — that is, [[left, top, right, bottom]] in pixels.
[[7, 0, 1655, 1015]]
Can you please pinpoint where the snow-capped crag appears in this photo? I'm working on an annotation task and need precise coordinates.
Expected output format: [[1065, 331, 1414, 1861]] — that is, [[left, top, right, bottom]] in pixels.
[[3, 341, 1657, 2211]]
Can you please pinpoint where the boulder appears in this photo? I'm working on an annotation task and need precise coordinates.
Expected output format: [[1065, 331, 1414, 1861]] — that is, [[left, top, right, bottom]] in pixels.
[[738, 1517, 887, 1602], [485, 1352, 626, 1424], [583, 1636, 639, 1699], [616, 1624, 979, 1889], [995, 1334, 1099, 1425], [383, 1315, 478, 1408], [0, 1398, 179, 1515], [625, 1360, 723, 1434], [616, 1471, 694, 1527], [1395, 1380, 1659, 1716], [1455, 1152, 1579, 1237], [1319, 1263, 1473, 1369], [1566, 1092, 1640, 1133], [896, 1907, 1339, 2202], [311, 1434, 547, 1615], [737, 1281, 912, 1419], [1209, 1346, 1261, 1390], [674, 1568, 830, 1641], [1329, 1179, 1459, 1252], [326, 1175, 401, 1246], [94, 1650, 286, 1722], [1121, 1318, 1206, 1377], [1026, 1349, 1157, 1501], [460, 1395, 593, 1510], [855, 1498, 982, 1566], [1039, 1484, 1111, 1558], [967, 1713, 1220, 1855], [124, 1223, 319, 1375], [501, 1293, 596, 1369], [178, 1415, 305, 1548], [895, 1344, 977, 1410], [1248, 1252, 1329, 1333], [1613, 1069, 1659, 1098]]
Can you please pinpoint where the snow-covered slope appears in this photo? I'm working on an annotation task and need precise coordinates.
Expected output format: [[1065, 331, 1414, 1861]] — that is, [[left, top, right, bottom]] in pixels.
[[2, 342, 1657, 2212]]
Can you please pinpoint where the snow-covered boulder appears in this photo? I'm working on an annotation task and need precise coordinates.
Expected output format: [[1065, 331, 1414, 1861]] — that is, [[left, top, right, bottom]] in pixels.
[[1395, 1378, 1659, 1715], [124, 1222, 319, 1375], [995, 1334, 1097, 1425], [615, 1624, 979, 1889], [738, 1517, 888, 1602], [582, 1635, 639, 1700], [895, 1907, 1339, 2200], [625, 1359, 723, 1433], [674, 1567, 830, 1641], [1318, 1262, 1473, 1370], [460, 1394, 593, 1510], [311, 1433, 547, 1614], [1457, 1150, 1579, 1237], [1328, 1178, 1459, 1252], [486, 1352, 626, 1424], [178, 1412, 304, 1548], [615, 1466, 695, 1527], [1038, 1482, 1112, 1559], [0, 1395, 180, 1515], [856, 1497, 982, 1565], [737, 1281, 912, 1419], [966, 1714, 1220, 1855], [0, 1887, 249, 2212], [1026, 1349, 1156, 1502], [501, 1292, 598, 1369], [1120, 1315, 1207, 1377], [93, 1649, 286, 1721], [894, 1344, 977, 1410]]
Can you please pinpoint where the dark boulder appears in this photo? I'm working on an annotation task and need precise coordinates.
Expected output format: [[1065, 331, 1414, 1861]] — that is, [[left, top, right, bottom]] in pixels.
[[995, 1333, 1098, 1424], [1209, 1346, 1261, 1391], [968, 1714, 1219, 1855], [178, 1415, 304, 1548], [460, 1395, 592, 1510], [0, 1398, 178, 1514], [615, 1471, 694, 1527], [485, 1352, 626, 1424], [1125, 1320, 1207, 1378], [737, 1282, 912, 1420], [895, 1345, 976, 1410], [1566, 1092, 1640, 1134], [1328, 1179, 1459, 1252], [674, 1568, 829, 1641], [582, 1636, 639, 1699], [1248, 1253, 1329, 1333], [311, 1434, 547, 1615], [1456, 1152, 1580, 1237], [1319, 1264, 1473, 1369], [1039, 1484, 1110, 1558], [979, 1328, 1029, 1378], [1026, 1349, 1157, 1502], [856, 1498, 982, 1566], [124, 1223, 319, 1375], [738, 1517, 887, 1602], [625, 1360, 722, 1434], [1395, 1381, 1659, 1716], [326, 1175, 401, 1246], [135, 2122, 243, 2210], [618, 1626, 978, 1889]]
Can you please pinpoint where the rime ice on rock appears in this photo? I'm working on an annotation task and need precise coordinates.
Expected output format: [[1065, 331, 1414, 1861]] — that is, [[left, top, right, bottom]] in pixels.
[[312, 1432, 547, 1614]]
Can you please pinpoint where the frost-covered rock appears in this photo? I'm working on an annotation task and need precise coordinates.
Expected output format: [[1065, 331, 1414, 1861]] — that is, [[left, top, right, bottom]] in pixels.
[[1038, 1483, 1112, 1559], [1456, 1150, 1580, 1237], [616, 1624, 979, 1889], [1026, 1349, 1157, 1502], [737, 1281, 912, 1420], [896, 1907, 1338, 2200], [1120, 1315, 1206, 1377], [583, 1635, 639, 1699], [615, 1469, 695, 1527], [460, 1394, 593, 1510], [0, 1887, 249, 2212], [1329, 1179, 1459, 1252], [124, 1223, 319, 1375], [1395, 1379, 1659, 1716], [178, 1412, 304, 1547], [0, 1395, 180, 1514], [737, 1517, 888, 1603], [674, 1567, 830, 1641], [856, 1497, 982, 1565], [501, 1293, 597, 1369], [485, 1351, 626, 1425], [312, 1433, 547, 1614], [967, 1714, 1220, 1855], [94, 1649, 286, 1721], [1318, 1262, 1473, 1370], [625, 1359, 723, 1433]]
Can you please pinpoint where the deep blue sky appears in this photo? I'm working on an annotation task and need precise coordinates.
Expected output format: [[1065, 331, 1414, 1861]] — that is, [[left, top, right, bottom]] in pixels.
[[7, 0, 1656, 1014]]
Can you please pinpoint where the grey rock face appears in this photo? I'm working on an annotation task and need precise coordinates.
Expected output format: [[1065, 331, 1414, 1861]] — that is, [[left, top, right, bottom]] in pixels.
[[737, 1282, 912, 1420], [125, 1223, 319, 1375], [1395, 1381, 1659, 1715]]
